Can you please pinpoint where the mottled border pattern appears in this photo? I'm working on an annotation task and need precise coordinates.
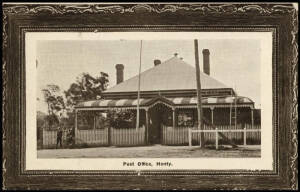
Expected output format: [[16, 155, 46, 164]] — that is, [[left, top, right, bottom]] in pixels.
[[1, 4, 296, 16], [2, 10, 8, 191], [290, 8, 298, 191], [2, 3, 298, 190]]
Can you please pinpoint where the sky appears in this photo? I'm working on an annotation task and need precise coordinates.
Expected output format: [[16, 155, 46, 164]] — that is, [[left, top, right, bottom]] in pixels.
[[36, 38, 262, 113]]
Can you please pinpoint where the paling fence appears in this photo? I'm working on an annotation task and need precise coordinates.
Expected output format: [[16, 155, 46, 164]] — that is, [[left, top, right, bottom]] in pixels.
[[42, 124, 260, 148], [161, 124, 261, 146], [76, 128, 109, 146], [42, 130, 68, 148], [111, 127, 145, 146], [42, 127, 145, 148]]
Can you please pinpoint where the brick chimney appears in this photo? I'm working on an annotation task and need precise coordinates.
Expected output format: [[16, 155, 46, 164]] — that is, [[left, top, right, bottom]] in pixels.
[[202, 49, 210, 75], [154, 59, 161, 66], [115, 64, 124, 84]]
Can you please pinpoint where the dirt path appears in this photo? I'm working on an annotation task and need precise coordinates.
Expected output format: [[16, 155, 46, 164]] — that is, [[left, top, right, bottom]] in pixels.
[[37, 145, 261, 158]]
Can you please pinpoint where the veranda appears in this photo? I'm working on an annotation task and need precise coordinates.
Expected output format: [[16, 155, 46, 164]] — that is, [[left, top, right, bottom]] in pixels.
[[42, 96, 261, 148]]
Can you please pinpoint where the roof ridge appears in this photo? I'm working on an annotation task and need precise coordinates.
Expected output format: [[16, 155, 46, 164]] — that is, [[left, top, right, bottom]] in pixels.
[[105, 56, 177, 91], [105, 56, 230, 93]]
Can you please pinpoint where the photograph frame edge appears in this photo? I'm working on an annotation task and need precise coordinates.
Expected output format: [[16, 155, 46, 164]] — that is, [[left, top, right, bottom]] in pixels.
[[2, 3, 298, 190]]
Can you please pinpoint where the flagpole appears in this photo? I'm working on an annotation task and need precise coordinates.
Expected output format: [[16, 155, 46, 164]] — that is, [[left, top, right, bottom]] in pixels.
[[136, 40, 143, 130], [194, 39, 204, 148]]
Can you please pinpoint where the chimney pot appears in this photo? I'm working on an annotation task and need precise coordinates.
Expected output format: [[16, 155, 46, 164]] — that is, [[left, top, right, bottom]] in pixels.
[[174, 53, 178, 57], [180, 57, 183, 60], [115, 64, 124, 84], [202, 49, 210, 75], [202, 49, 210, 55], [154, 59, 161, 66]]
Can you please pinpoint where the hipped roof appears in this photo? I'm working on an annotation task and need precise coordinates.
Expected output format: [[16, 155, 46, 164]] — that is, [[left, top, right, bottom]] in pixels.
[[104, 56, 230, 93]]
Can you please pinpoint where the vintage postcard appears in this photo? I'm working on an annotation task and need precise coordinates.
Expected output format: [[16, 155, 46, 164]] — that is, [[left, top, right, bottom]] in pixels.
[[3, 2, 298, 190], [26, 32, 273, 170]]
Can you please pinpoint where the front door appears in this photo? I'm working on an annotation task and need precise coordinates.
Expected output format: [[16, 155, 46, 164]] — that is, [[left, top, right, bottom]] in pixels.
[[148, 103, 171, 144]]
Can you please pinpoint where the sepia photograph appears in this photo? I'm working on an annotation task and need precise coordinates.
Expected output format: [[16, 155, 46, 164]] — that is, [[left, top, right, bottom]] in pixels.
[[3, 2, 297, 190], [35, 35, 263, 159]]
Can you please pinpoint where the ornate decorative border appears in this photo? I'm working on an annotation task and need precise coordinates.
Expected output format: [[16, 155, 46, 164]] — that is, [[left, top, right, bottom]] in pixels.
[[18, 26, 277, 178], [2, 9, 8, 191], [1, 3, 296, 15], [2, 3, 298, 190], [2, 3, 296, 49], [289, 8, 298, 190]]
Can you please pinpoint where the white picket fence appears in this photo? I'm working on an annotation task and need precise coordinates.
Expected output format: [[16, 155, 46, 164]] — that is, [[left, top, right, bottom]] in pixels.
[[188, 128, 261, 149], [162, 124, 261, 145]]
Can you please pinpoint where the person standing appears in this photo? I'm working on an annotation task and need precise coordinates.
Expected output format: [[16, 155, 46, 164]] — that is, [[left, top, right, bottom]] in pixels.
[[56, 126, 63, 148]]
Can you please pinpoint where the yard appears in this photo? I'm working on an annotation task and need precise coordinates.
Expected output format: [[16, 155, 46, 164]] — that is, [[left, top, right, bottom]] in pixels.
[[37, 145, 260, 158]]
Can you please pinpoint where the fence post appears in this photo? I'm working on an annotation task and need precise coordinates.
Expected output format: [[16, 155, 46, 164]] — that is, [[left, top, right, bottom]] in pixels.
[[189, 128, 191, 147], [108, 126, 111, 146], [215, 128, 218, 150], [244, 127, 247, 146], [42, 128, 44, 149], [251, 108, 254, 129]]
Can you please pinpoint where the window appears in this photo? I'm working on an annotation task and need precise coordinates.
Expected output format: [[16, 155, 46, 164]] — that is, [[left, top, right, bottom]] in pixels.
[[177, 110, 194, 127]]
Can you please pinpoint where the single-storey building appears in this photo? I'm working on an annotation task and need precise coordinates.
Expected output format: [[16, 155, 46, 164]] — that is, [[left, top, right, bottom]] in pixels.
[[74, 50, 261, 146]]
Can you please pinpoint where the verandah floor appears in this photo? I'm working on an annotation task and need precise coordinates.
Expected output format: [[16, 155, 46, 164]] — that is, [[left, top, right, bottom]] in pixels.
[[37, 145, 260, 158]]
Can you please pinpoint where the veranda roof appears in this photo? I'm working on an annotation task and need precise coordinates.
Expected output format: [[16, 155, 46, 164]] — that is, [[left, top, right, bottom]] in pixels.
[[75, 96, 254, 110]]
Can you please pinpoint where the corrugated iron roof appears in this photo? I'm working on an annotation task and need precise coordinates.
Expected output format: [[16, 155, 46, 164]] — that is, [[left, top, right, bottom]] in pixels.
[[104, 56, 229, 93]]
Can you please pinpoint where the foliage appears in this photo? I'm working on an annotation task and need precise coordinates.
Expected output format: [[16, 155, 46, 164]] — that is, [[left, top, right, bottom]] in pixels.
[[60, 111, 75, 127], [45, 114, 60, 129], [77, 111, 97, 129], [77, 111, 109, 130], [64, 72, 109, 110], [42, 84, 65, 115], [42, 84, 66, 129], [37, 111, 47, 128], [63, 72, 109, 130], [37, 111, 47, 139], [40, 72, 110, 131], [76, 109, 142, 130], [106, 109, 143, 129]]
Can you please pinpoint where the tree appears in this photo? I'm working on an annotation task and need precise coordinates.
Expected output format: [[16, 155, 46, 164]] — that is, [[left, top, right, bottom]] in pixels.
[[107, 109, 134, 128], [63, 72, 143, 130], [42, 84, 66, 129], [64, 72, 109, 110], [64, 72, 109, 130], [37, 111, 47, 140]]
